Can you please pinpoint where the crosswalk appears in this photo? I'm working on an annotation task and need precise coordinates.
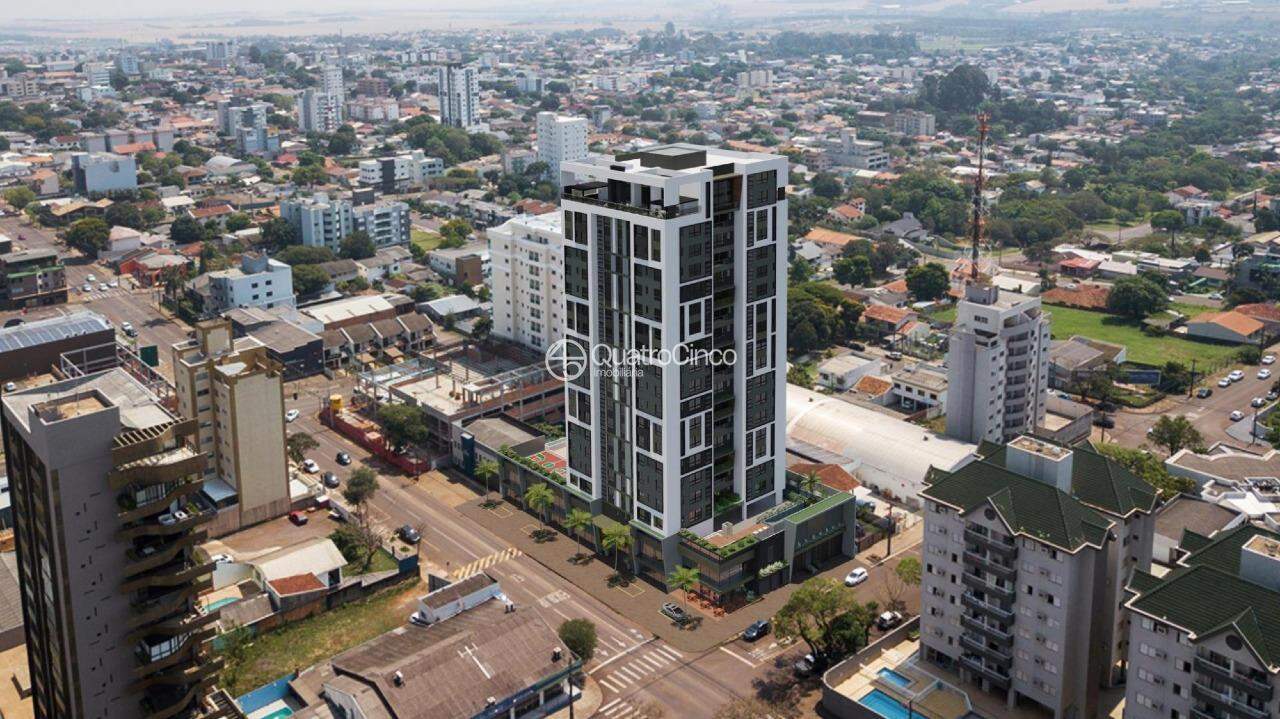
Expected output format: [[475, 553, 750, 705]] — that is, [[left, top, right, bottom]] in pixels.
[[594, 643, 684, 694], [451, 547, 522, 579], [590, 628, 647, 661], [73, 286, 131, 302], [597, 698, 652, 718]]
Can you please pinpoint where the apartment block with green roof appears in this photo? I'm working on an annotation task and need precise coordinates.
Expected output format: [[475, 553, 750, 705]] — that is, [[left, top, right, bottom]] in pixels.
[[917, 435, 1157, 719], [1124, 523, 1280, 719]]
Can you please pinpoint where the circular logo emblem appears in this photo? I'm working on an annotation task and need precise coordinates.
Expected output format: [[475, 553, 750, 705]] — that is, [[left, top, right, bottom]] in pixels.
[[546, 339, 588, 382]]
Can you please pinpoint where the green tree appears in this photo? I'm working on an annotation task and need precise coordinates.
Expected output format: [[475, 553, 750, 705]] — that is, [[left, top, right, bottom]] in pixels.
[[601, 525, 633, 574], [833, 255, 872, 287], [3, 186, 36, 210], [376, 403, 429, 448], [104, 202, 143, 229], [811, 173, 843, 199], [883, 556, 922, 612], [343, 467, 379, 519], [224, 212, 252, 233], [905, 262, 949, 301], [1148, 415, 1204, 456], [1151, 209, 1185, 250], [286, 432, 318, 463], [1107, 275, 1169, 319], [564, 508, 593, 560], [169, 214, 205, 244], [798, 470, 822, 502], [557, 618, 598, 662], [1094, 442, 1193, 499], [774, 576, 861, 662], [439, 218, 473, 246], [291, 264, 330, 297], [276, 245, 335, 266], [65, 217, 111, 254], [524, 483, 555, 535], [261, 217, 298, 248], [475, 458, 500, 497], [338, 230, 376, 260], [667, 565, 701, 613]]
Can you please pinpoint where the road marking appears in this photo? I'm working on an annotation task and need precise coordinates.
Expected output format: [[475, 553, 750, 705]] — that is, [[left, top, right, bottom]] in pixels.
[[590, 638, 653, 674], [641, 654, 666, 670], [452, 547, 522, 579], [658, 645, 682, 659], [718, 645, 758, 668]]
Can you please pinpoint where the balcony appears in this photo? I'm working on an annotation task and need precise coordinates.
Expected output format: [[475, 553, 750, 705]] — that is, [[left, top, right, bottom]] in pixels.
[[561, 189, 700, 220], [963, 550, 1017, 581], [123, 533, 205, 579], [961, 571, 1015, 601], [960, 655, 1011, 691], [117, 481, 204, 523], [1192, 682, 1269, 719], [964, 528, 1017, 558], [1195, 657, 1274, 701], [129, 579, 211, 630], [134, 627, 216, 680], [109, 444, 205, 490], [117, 507, 212, 542], [120, 558, 216, 594], [141, 677, 214, 719], [961, 614, 1013, 645], [962, 591, 1015, 622], [961, 633, 1012, 665]]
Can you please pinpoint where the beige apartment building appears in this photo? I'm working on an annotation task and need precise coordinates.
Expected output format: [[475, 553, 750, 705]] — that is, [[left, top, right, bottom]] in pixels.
[[172, 319, 290, 535], [1124, 523, 1280, 719], [918, 436, 1157, 719], [0, 369, 242, 719]]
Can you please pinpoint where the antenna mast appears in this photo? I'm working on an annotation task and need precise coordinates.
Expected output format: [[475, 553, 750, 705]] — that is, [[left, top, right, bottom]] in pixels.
[[969, 112, 990, 283]]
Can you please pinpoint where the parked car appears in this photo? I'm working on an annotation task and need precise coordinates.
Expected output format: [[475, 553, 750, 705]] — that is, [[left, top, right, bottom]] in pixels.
[[1261, 369, 1273, 380], [1196, 388, 1213, 399], [3, 381, 15, 392], [661, 602, 689, 624], [336, 452, 352, 465], [302, 458, 319, 473], [1209, 292, 1224, 300], [1253, 397, 1266, 408], [876, 611, 904, 631], [288, 510, 308, 526], [1230, 370, 1246, 382], [1268, 391, 1279, 402], [1231, 410, 1246, 421], [1265, 355, 1277, 366], [844, 567, 869, 586], [3, 318, 22, 327], [98, 283, 108, 292], [397, 525, 421, 544], [793, 653, 819, 676], [82, 283, 92, 293], [1093, 415, 1115, 429], [887, 351, 903, 361], [321, 471, 340, 489], [108, 279, 118, 288], [86, 273, 95, 282], [1219, 377, 1232, 388], [285, 409, 300, 423], [209, 553, 233, 564], [742, 619, 771, 642]]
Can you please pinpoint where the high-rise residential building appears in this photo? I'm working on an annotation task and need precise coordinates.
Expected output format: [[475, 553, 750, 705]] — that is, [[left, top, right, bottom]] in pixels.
[[297, 87, 342, 134], [357, 150, 444, 193], [437, 65, 482, 131], [204, 39, 237, 65], [919, 436, 1157, 719], [216, 99, 278, 157], [559, 144, 788, 550], [321, 63, 345, 105], [487, 212, 565, 351], [535, 111, 588, 180], [280, 192, 410, 251], [1, 369, 240, 719], [172, 320, 290, 534], [893, 109, 937, 137], [945, 282, 1051, 444], [70, 152, 138, 194], [1124, 523, 1280, 719], [201, 252, 295, 316], [83, 61, 111, 87]]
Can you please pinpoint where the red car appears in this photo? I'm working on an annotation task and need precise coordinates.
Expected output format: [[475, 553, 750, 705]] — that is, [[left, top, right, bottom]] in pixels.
[[288, 511, 309, 526]]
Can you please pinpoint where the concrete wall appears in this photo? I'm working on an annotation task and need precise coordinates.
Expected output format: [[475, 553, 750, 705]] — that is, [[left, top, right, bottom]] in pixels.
[[821, 617, 921, 719]]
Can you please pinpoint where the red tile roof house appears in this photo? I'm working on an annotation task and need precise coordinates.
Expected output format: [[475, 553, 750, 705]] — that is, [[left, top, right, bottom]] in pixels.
[[1234, 303, 1280, 338], [185, 203, 236, 229], [1184, 310, 1265, 345], [862, 303, 917, 337], [1058, 256, 1101, 278]]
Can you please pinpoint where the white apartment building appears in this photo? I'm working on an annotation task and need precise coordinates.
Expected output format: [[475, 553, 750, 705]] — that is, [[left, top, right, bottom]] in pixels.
[[322, 63, 345, 105], [203, 252, 295, 316], [298, 87, 342, 134], [279, 192, 411, 251], [894, 109, 937, 137], [536, 111, 588, 180], [833, 128, 890, 171], [438, 65, 482, 131], [357, 150, 444, 193], [172, 319, 291, 534], [919, 436, 1157, 719], [559, 144, 788, 554], [1124, 524, 1280, 719], [486, 212, 565, 352], [946, 282, 1051, 444], [83, 61, 111, 87], [70, 151, 137, 194]]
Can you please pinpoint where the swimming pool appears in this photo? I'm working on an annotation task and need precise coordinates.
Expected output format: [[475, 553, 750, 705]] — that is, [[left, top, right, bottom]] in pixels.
[[877, 668, 913, 688], [858, 689, 927, 719], [205, 597, 239, 612], [259, 709, 293, 719]]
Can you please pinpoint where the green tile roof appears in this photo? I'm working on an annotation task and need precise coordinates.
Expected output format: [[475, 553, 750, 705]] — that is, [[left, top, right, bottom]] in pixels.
[[922, 455, 1113, 552], [1127, 524, 1280, 671], [979, 440, 1158, 519]]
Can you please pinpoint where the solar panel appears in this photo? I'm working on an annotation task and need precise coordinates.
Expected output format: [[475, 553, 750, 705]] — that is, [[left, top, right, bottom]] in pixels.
[[0, 312, 112, 353]]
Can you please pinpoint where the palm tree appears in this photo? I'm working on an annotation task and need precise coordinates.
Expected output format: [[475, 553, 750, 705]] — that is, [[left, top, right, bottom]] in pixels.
[[667, 565, 701, 612], [475, 458, 499, 498], [524, 483, 555, 536], [601, 525, 633, 575], [564, 508, 593, 561], [798, 471, 822, 502]]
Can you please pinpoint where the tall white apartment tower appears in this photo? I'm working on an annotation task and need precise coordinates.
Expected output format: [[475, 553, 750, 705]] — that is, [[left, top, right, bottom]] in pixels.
[[438, 65, 481, 131], [536, 111, 588, 180], [487, 212, 566, 352], [559, 144, 788, 552], [322, 63, 345, 105], [945, 282, 1051, 444]]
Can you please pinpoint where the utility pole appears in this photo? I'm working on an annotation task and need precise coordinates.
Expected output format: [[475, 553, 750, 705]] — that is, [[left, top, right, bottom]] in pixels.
[[1188, 358, 1197, 398]]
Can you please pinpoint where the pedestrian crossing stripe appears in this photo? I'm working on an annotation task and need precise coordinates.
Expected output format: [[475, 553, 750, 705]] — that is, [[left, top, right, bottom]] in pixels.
[[598, 646, 684, 692], [599, 699, 653, 718], [452, 547, 522, 579]]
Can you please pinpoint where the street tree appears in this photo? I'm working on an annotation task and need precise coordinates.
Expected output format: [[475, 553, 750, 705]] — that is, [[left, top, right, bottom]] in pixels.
[[523, 483, 554, 536], [474, 458, 500, 497], [557, 618, 597, 662], [774, 576, 860, 663], [564, 508, 593, 561], [286, 432, 319, 464], [667, 565, 701, 612], [601, 524, 633, 575], [343, 467, 379, 520], [1149, 415, 1204, 456]]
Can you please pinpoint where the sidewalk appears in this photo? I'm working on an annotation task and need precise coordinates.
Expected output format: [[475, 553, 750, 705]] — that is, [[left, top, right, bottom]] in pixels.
[[547, 675, 603, 719], [444, 472, 924, 653]]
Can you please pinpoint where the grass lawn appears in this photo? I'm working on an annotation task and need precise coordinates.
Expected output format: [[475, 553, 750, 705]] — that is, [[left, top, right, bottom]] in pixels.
[[1045, 305, 1239, 367], [343, 547, 400, 576], [410, 229, 444, 254], [220, 579, 422, 696]]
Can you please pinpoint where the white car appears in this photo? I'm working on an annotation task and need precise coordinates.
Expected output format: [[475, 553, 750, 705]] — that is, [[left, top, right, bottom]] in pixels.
[[285, 409, 301, 423], [82, 283, 92, 292], [1253, 397, 1267, 408], [108, 279, 118, 288], [1218, 377, 1232, 388], [844, 567, 869, 586], [302, 459, 320, 473], [1260, 369, 1273, 380], [208, 553, 233, 564], [1265, 355, 1277, 365], [3, 381, 16, 392], [1229, 370, 1246, 382], [86, 273, 96, 282], [1231, 410, 1246, 421]]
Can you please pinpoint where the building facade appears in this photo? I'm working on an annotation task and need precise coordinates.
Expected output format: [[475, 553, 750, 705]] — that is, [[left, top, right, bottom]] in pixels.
[[919, 436, 1157, 719], [946, 282, 1051, 444], [297, 87, 342, 134], [559, 144, 788, 562], [70, 152, 138, 195], [216, 100, 278, 157], [437, 65, 481, 131], [280, 193, 409, 251], [172, 320, 291, 535], [536, 111, 588, 180], [0, 248, 67, 309], [1, 369, 238, 719], [204, 252, 295, 316], [487, 212, 565, 352]]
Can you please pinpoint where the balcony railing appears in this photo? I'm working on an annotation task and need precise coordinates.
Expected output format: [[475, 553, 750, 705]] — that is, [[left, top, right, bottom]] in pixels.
[[961, 571, 1015, 601], [960, 655, 1011, 691], [561, 191, 700, 220], [1195, 657, 1274, 701], [960, 633, 1013, 665], [1192, 682, 1269, 719], [963, 550, 1018, 581], [961, 614, 1013, 645], [961, 591, 1015, 622], [964, 528, 1017, 558]]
